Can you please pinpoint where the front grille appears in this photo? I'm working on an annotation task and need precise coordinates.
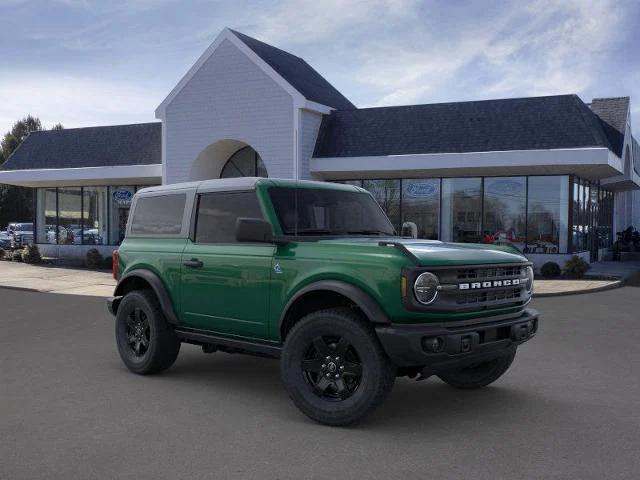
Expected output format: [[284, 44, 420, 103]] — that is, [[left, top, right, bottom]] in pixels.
[[407, 262, 531, 312], [456, 287, 522, 305], [457, 266, 524, 280]]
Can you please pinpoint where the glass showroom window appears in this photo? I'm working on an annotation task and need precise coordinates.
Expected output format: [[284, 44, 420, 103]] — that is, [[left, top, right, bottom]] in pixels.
[[526, 176, 569, 254], [402, 179, 440, 239], [589, 183, 599, 252], [482, 177, 526, 251], [36, 188, 57, 244], [83, 187, 108, 245], [109, 186, 136, 245], [362, 179, 401, 232], [57, 187, 82, 245], [584, 181, 592, 251], [572, 178, 584, 252], [441, 178, 482, 243]]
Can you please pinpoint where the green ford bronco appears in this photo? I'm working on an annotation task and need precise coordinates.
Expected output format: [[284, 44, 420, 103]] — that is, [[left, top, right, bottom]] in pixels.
[[108, 178, 537, 425]]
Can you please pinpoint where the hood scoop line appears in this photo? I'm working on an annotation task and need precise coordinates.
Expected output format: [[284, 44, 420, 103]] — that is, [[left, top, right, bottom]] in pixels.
[[378, 241, 420, 265]]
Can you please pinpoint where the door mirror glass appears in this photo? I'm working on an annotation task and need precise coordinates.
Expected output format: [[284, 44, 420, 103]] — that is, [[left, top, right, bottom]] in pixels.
[[236, 218, 275, 243]]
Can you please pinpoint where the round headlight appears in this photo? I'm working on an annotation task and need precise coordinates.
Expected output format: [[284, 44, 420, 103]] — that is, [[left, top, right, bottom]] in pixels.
[[414, 272, 439, 305], [525, 266, 534, 293]]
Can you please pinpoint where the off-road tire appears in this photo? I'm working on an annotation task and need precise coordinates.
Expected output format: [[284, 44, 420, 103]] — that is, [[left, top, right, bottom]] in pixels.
[[115, 290, 180, 375], [281, 307, 396, 426], [437, 348, 516, 389]]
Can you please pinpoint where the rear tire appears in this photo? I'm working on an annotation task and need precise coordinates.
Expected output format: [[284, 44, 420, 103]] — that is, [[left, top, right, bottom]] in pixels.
[[281, 308, 396, 426], [437, 349, 516, 389], [115, 290, 180, 375]]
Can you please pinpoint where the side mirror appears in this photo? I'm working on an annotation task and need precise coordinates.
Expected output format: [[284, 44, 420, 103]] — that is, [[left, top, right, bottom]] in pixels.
[[236, 217, 282, 244]]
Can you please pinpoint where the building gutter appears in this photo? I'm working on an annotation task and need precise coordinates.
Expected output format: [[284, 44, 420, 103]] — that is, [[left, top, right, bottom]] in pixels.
[[0, 164, 162, 188], [310, 147, 622, 182]]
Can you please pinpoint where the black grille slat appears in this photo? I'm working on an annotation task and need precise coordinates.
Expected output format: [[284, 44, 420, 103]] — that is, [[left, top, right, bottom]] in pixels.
[[457, 266, 523, 280], [456, 287, 521, 305]]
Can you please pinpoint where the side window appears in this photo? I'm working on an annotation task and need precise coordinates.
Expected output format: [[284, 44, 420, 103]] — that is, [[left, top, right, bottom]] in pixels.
[[195, 191, 263, 244], [130, 194, 186, 235]]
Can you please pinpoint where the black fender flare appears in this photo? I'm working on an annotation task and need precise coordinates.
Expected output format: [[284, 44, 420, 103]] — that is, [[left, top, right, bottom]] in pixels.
[[113, 269, 178, 325], [279, 280, 391, 330]]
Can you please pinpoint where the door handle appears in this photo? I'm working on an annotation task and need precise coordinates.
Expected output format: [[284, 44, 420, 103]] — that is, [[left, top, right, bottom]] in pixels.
[[183, 259, 203, 268]]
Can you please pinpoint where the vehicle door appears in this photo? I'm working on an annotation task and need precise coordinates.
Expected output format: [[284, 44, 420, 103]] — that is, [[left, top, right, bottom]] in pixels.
[[180, 190, 275, 339]]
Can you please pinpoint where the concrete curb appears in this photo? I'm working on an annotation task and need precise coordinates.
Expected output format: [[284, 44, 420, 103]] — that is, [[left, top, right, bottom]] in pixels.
[[0, 285, 40, 293], [533, 279, 624, 298]]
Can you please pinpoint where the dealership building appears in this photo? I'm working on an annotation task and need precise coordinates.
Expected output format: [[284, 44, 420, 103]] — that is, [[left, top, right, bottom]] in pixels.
[[1, 28, 638, 269]]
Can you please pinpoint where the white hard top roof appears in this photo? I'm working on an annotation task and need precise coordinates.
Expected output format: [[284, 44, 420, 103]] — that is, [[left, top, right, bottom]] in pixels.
[[136, 177, 261, 195], [135, 177, 354, 196]]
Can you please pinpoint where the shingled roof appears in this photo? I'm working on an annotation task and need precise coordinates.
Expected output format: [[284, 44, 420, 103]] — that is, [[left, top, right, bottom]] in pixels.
[[230, 29, 355, 111], [313, 94, 617, 158], [1, 122, 161, 171], [589, 97, 629, 157]]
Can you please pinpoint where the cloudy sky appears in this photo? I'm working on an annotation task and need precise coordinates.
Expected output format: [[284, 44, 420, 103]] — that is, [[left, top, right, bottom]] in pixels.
[[1, 0, 638, 135]]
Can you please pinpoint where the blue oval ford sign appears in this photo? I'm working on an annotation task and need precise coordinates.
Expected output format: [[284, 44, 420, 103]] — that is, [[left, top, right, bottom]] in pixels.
[[112, 189, 133, 206], [406, 182, 437, 197]]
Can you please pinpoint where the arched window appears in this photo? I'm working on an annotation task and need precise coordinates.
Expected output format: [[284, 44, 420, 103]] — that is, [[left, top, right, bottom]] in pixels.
[[220, 146, 268, 178]]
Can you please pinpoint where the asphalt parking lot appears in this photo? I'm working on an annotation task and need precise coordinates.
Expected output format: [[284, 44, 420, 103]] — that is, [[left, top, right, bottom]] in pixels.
[[1, 287, 639, 480]]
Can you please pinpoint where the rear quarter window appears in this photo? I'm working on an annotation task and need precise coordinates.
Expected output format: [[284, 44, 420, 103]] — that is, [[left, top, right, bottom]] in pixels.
[[130, 194, 186, 236]]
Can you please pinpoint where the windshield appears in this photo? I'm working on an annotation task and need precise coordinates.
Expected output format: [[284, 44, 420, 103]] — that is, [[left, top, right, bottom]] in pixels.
[[268, 187, 396, 236]]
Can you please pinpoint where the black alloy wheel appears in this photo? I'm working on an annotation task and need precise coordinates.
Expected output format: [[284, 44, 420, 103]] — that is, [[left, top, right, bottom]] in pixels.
[[301, 335, 363, 401], [281, 307, 396, 426], [126, 307, 150, 357], [115, 290, 181, 375]]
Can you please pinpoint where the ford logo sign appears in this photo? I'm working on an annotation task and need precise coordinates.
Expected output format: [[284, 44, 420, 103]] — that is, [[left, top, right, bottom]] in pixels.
[[406, 182, 437, 197], [112, 189, 133, 205]]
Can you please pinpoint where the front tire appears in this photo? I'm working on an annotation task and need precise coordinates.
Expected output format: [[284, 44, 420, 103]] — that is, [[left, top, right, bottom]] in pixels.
[[437, 349, 516, 389], [115, 290, 180, 375], [281, 308, 396, 426]]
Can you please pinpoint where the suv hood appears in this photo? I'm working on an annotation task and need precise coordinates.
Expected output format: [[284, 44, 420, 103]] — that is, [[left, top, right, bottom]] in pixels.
[[399, 240, 527, 266], [319, 237, 528, 266]]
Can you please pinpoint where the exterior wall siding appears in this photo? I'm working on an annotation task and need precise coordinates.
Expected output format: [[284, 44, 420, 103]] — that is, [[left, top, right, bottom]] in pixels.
[[299, 110, 324, 180], [163, 39, 294, 183]]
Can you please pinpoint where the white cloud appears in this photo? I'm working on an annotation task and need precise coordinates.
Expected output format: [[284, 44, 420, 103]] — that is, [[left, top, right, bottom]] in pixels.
[[1, 0, 636, 135], [343, 0, 626, 106], [0, 73, 159, 134], [248, 0, 416, 45], [477, 0, 624, 97]]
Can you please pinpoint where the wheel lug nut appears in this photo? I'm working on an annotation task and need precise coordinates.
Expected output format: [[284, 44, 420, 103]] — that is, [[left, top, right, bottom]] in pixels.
[[335, 357, 340, 361], [334, 374, 340, 379], [326, 373, 331, 377], [321, 364, 326, 369], [339, 366, 344, 370], [326, 356, 331, 361]]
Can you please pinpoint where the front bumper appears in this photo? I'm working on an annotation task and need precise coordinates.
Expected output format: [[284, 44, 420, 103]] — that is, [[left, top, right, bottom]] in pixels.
[[376, 309, 538, 374]]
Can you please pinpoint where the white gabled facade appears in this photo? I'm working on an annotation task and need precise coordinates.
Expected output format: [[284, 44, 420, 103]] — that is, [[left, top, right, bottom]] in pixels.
[[155, 28, 332, 185]]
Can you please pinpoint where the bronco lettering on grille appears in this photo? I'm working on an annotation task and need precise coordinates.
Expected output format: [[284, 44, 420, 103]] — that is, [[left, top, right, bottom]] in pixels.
[[459, 279, 520, 290]]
